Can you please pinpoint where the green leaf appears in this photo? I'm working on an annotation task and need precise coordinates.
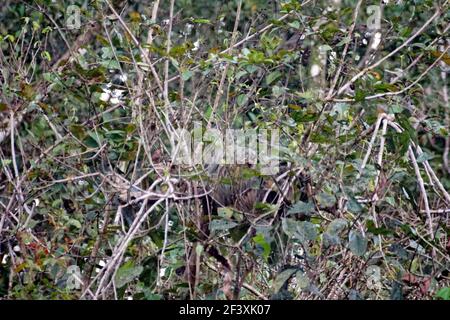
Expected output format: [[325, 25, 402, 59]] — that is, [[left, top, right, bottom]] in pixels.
[[217, 207, 233, 219], [67, 219, 81, 229], [354, 90, 366, 102], [253, 233, 271, 261], [366, 220, 394, 236], [294, 221, 317, 244], [348, 230, 367, 257], [100, 59, 121, 70], [287, 200, 315, 215], [295, 90, 316, 102], [295, 270, 310, 289], [266, 70, 282, 85], [272, 85, 285, 97], [288, 21, 300, 29], [281, 218, 298, 237], [396, 113, 418, 145], [291, 110, 319, 123], [115, 261, 144, 288], [1, 159, 12, 168], [209, 219, 238, 232], [237, 94, 248, 107], [41, 51, 51, 62], [101, 47, 114, 59], [373, 82, 398, 93], [182, 70, 193, 81], [416, 152, 434, 163], [272, 268, 296, 293], [315, 192, 336, 207], [323, 218, 348, 247], [436, 287, 450, 300], [192, 18, 210, 24], [347, 197, 363, 213]]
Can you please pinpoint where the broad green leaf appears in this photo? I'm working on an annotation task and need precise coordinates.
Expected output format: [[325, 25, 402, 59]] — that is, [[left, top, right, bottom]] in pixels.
[[295, 270, 310, 289], [217, 207, 233, 219], [281, 218, 297, 237], [182, 70, 193, 81], [316, 192, 336, 207], [67, 219, 81, 229], [348, 230, 367, 257], [266, 70, 282, 85], [100, 59, 121, 70], [192, 18, 210, 24], [115, 261, 144, 288], [323, 218, 347, 247], [272, 268, 296, 293], [436, 287, 450, 300], [287, 200, 315, 215], [237, 94, 248, 107], [209, 219, 238, 232], [294, 221, 317, 243], [253, 233, 271, 261], [416, 152, 434, 163]]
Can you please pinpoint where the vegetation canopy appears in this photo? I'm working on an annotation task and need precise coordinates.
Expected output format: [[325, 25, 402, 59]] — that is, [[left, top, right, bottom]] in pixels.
[[0, 0, 449, 300]]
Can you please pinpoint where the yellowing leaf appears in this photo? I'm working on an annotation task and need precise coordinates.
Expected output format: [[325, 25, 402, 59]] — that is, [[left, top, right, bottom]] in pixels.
[[430, 50, 450, 65]]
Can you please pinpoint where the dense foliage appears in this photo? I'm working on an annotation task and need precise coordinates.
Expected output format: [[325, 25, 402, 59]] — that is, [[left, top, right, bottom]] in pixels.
[[0, 0, 449, 300]]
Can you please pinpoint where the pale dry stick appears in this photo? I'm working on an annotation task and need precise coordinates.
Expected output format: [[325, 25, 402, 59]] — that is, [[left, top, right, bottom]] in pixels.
[[204, 261, 268, 300], [83, 177, 168, 298], [9, 112, 19, 181], [134, 0, 160, 114], [369, 118, 392, 274], [441, 41, 450, 174], [333, 45, 450, 103], [8, 111, 27, 221], [92, 198, 164, 298], [326, 265, 348, 299], [390, 23, 450, 84], [206, 0, 243, 129], [386, 121, 434, 237], [422, 209, 450, 214], [156, 0, 181, 148], [419, 160, 444, 205], [33, 2, 72, 55], [104, 0, 163, 92], [159, 198, 170, 268], [373, 118, 388, 196], [415, 144, 450, 204], [440, 41, 450, 175], [35, 172, 101, 189], [388, 121, 450, 204], [444, 130, 450, 175], [95, 179, 175, 297], [326, 0, 363, 100], [164, 9, 288, 84], [164, 0, 318, 85], [335, 2, 448, 98], [415, 230, 450, 264], [164, 0, 175, 107], [357, 114, 384, 179]]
